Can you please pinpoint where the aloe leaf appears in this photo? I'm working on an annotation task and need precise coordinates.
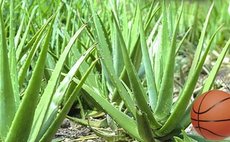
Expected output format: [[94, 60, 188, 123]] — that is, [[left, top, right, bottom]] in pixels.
[[138, 5, 158, 110], [19, 19, 51, 60], [175, 27, 192, 56], [32, 46, 95, 141], [202, 38, 230, 92], [90, 1, 136, 116], [174, 137, 184, 142], [5, 16, 54, 142], [39, 61, 99, 142], [144, 2, 160, 31], [37, 54, 97, 142], [154, 1, 169, 95], [112, 5, 161, 129], [189, 3, 214, 75], [18, 16, 53, 87], [157, 17, 222, 136], [174, 105, 192, 132], [130, 3, 159, 72], [89, 127, 126, 142], [9, 0, 20, 108], [147, 14, 162, 48], [29, 25, 86, 141], [121, 0, 129, 43], [161, 0, 170, 78], [154, 24, 163, 92], [16, 5, 38, 60], [0, 6, 16, 141], [14, 14, 25, 49], [129, 6, 139, 55], [181, 130, 197, 142], [136, 109, 155, 142], [67, 116, 108, 128], [179, 25, 225, 129], [154, 1, 183, 120], [174, 130, 197, 142], [19, 36, 44, 86], [73, 78, 142, 141], [110, 2, 124, 77]]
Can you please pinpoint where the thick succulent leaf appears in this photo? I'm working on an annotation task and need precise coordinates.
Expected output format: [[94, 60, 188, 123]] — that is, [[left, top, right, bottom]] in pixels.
[[90, 1, 136, 116], [5, 16, 54, 142], [138, 5, 158, 110], [0, 6, 16, 141], [39, 58, 97, 142], [29, 25, 87, 141], [136, 109, 155, 142], [112, 6, 161, 129], [157, 5, 221, 136], [189, 3, 214, 76], [73, 78, 142, 141], [9, 0, 20, 104], [33, 46, 95, 141], [202, 38, 230, 92], [175, 27, 192, 56], [18, 16, 53, 87], [16, 6, 38, 60], [154, 1, 183, 120]]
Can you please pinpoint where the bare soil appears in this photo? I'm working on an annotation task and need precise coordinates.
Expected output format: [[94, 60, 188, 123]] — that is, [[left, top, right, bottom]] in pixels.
[[53, 119, 105, 142]]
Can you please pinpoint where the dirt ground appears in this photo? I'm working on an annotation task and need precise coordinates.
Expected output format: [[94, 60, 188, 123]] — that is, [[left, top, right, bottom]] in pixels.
[[54, 119, 105, 142]]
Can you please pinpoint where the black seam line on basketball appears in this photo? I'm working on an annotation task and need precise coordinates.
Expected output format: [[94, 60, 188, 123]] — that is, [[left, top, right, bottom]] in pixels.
[[197, 91, 212, 138], [191, 118, 230, 122], [192, 97, 230, 114], [194, 126, 227, 137], [192, 96, 230, 114]]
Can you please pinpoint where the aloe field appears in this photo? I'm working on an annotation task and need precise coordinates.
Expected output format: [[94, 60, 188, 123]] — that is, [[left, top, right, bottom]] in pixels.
[[0, 0, 230, 142]]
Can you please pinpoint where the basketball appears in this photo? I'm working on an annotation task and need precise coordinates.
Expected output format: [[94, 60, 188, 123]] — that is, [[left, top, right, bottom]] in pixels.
[[190, 90, 230, 140]]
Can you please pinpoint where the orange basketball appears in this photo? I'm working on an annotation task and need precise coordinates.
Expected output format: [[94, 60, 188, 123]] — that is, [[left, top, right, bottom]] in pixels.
[[190, 90, 230, 140]]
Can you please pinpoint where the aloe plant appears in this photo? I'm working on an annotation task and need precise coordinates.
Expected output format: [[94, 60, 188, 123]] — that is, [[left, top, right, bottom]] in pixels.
[[67, 1, 230, 141], [0, 1, 96, 142], [1, 0, 230, 142]]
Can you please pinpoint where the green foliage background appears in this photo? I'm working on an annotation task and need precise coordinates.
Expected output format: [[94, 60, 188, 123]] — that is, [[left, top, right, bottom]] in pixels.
[[0, 0, 230, 142]]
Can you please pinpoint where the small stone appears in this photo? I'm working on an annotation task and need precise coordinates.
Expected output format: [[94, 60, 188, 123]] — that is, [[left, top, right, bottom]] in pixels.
[[60, 119, 71, 128]]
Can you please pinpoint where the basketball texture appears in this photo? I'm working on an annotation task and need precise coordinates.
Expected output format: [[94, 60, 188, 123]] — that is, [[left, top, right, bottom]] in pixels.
[[191, 90, 230, 140]]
